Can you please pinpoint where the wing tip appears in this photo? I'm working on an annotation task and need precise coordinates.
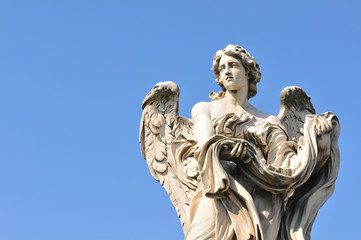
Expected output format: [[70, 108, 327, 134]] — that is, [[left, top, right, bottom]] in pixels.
[[141, 81, 179, 109]]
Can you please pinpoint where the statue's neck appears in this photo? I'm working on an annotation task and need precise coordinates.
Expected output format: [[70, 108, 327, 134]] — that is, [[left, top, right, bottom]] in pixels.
[[224, 89, 249, 108]]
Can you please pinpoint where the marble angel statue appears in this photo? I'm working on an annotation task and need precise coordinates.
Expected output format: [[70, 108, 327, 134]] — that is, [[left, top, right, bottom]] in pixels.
[[140, 44, 340, 240]]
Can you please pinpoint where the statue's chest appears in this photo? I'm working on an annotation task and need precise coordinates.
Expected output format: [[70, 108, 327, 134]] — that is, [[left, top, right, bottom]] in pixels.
[[212, 113, 259, 139]]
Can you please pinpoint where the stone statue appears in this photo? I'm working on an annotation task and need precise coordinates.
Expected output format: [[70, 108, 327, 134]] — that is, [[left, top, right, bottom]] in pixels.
[[140, 44, 340, 240]]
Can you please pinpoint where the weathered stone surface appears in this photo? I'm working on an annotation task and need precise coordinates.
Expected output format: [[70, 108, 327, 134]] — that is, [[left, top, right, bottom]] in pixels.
[[140, 44, 340, 240]]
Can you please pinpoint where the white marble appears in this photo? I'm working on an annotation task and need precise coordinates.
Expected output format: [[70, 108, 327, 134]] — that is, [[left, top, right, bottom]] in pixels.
[[140, 44, 340, 240]]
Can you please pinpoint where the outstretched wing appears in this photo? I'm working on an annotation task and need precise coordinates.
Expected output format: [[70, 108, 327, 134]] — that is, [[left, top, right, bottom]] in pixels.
[[278, 86, 315, 142], [140, 81, 198, 232]]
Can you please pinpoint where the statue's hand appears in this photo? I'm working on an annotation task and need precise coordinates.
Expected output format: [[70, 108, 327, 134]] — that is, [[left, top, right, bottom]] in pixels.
[[315, 115, 333, 136], [220, 140, 254, 164]]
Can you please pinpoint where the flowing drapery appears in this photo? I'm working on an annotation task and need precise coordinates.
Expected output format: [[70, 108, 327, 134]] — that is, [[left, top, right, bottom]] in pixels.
[[183, 112, 339, 240]]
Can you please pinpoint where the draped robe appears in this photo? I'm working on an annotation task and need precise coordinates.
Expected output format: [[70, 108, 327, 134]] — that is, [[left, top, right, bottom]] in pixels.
[[183, 112, 340, 240]]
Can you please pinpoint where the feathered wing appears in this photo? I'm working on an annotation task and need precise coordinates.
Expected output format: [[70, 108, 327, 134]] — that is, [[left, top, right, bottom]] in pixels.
[[277, 86, 340, 240], [140, 81, 199, 233], [278, 86, 316, 142]]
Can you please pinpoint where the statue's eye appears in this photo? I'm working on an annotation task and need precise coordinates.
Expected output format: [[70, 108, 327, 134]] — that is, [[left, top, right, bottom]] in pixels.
[[219, 66, 225, 72]]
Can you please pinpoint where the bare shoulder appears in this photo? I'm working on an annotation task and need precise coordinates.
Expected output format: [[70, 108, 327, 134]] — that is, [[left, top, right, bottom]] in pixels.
[[191, 101, 211, 119], [247, 104, 281, 124]]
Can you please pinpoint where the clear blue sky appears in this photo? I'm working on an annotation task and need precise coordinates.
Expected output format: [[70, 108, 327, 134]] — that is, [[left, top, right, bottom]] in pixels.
[[0, 0, 360, 239]]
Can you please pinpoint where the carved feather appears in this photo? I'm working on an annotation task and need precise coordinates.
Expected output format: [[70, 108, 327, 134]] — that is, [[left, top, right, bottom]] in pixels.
[[277, 87, 340, 240], [278, 86, 315, 142], [140, 81, 198, 233]]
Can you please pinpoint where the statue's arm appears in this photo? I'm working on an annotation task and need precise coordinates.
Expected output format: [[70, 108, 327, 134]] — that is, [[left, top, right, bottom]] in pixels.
[[191, 102, 214, 149]]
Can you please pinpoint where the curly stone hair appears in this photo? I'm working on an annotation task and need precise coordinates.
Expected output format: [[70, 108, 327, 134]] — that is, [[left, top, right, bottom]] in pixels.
[[211, 44, 261, 99]]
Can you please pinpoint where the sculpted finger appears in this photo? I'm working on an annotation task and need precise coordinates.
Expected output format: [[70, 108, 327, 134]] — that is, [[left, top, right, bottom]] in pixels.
[[322, 117, 331, 133], [320, 117, 327, 134], [240, 149, 247, 161], [240, 142, 248, 161], [326, 118, 333, 132], [235, 142, 244, 158], [317, 117, 326, 135], [230, 142, 240, 157]]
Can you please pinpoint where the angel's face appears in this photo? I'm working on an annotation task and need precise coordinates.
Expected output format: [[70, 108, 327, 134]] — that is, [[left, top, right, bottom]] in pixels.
[[218, 55, 248, 92]]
